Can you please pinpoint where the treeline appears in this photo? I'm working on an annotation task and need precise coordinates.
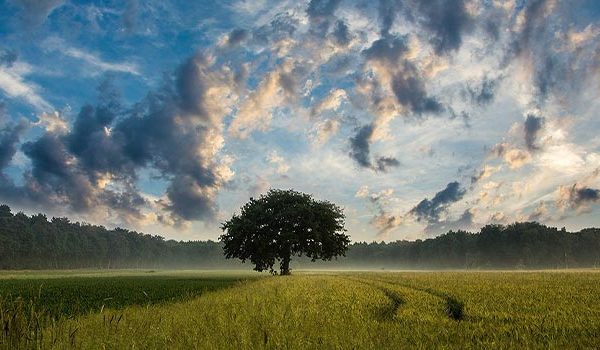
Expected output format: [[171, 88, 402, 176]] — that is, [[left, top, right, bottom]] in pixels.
[[0, 205, 240, 269], [1, 204, 599, 269], [322, 223, 600, 269]]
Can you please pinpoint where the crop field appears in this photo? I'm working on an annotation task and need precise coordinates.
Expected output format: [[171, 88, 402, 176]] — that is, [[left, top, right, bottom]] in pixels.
[[1, 270, 600, 349]]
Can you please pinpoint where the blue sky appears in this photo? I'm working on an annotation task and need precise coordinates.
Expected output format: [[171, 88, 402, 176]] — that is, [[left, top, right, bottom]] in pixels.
[[0, 0, 599, 241]]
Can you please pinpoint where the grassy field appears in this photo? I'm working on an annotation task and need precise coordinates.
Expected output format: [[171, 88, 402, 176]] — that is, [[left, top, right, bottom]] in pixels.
[[1, 270, 600, 349]]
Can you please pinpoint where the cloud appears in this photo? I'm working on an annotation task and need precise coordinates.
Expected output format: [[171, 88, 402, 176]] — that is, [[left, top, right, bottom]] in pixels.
[[524, 113, 545, 151], [310, 88, 347, 117], [374, 156, 400, 172], [357, 187, 402, 238], [226, 28, 250, 46], [34, 111, 69, 134], [229, 59, 302, 138], [310, 89, 348, 117], [348, 123, 399, 172], [489, 143, 532, 169], [409, 181, 466, 223], [465, 76, 501, 106], [377, 0, 399, 36], [0, 63, 53, 112], [11, 0, 65, 28], [423, 208, 475, 235], [557, 184, 600, 212], [312, 118, 340, 144], [306, 0, 342, 36], [361, 35, 444, 118], [0, 53, 236, 225], [470, 164, 498, 184], [504, 0, 598, 103], [528, 201, 549, 222], [330, 20, 352, 47], [410, 0, 474, 55], [355, 185, 369, 198], [44, 37, 140, 76], [390, 64, 444, 115], [267, 150, 290, 175], [349, 124, 374, 168], [22, 133, 97, 211], [0, 112, 27, 171]]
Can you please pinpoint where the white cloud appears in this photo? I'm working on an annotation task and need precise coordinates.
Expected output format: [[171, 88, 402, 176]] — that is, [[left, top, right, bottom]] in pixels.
[[43, 37, 140, 76], [0, 63, 53, 112]]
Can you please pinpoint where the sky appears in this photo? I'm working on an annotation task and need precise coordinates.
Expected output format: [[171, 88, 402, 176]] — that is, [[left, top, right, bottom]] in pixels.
[[0, 0, 599, 242]]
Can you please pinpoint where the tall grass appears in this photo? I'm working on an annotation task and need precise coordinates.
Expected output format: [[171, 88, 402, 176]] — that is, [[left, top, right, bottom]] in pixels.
[[2, 271, 600, 348]]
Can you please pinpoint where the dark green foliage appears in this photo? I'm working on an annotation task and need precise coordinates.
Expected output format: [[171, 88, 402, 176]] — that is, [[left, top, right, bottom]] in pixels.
[[220, 189, 350, 274], [320, 222, 600, 269], [0, 204, 238, 269]]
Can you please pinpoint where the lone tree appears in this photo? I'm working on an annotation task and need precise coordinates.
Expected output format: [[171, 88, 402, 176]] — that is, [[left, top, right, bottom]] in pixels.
[[220, 189, 350, 275]]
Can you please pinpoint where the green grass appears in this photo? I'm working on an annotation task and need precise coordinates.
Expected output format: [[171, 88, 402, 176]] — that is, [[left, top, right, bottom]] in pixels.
[[2, 270, 600, 349], [0, 272, 254, 318]]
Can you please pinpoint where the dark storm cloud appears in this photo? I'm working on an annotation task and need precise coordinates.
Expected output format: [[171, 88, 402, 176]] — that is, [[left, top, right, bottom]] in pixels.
[[11, 0, 64, 28], [391, 66, 444, 115], [374, 0, 473, 54], [363, 35, 409, 65], [409, 181, 466, 223], [330, 20, 351, 47], [99, 181, 147, 219], [411, 0, 474, 55], [176, 55, 212, 117], [568, 186, 600, 208], [375, 156, 400, 172], [577, 188, 600, 202], [0, 53, 232, 223], [22, 134, 96, 211], [524, 114, 544, 151], [349, 124, 373, 168], [66, 80, 130, 178], [164, 175, 216, 221], [227, 28, 249, 46], [560, 185, 600, 211], [349, 125, 400, 171]]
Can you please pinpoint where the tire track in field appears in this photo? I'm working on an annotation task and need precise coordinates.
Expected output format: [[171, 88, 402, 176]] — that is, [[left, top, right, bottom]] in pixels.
[[354, 276, 465, 321], [339, 277, 405, 321]]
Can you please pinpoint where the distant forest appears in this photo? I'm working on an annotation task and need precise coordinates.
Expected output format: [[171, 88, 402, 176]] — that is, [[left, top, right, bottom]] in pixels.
[[1, 204, 599, 270]]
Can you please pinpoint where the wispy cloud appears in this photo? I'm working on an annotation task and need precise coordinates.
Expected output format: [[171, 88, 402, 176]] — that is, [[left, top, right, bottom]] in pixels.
[[0, 63, 53, 112], [43, 37, 140, 76]]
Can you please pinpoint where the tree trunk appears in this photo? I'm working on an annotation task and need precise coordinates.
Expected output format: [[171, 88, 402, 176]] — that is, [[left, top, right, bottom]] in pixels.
[[280, 255, 291, 275]]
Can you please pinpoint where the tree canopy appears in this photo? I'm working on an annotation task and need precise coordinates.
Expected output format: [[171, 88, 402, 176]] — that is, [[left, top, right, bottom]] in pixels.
[[220, 189, 350, 275]]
